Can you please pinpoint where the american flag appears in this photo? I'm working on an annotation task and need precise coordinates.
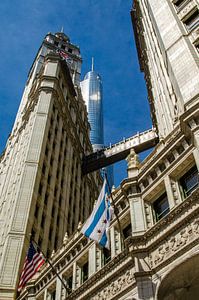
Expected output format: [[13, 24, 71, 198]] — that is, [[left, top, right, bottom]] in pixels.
[[56, 50, 73, 64], [18, 241, 45, 291]]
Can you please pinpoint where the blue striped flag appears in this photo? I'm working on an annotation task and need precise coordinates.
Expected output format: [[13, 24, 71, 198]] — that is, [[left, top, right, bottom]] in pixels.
[[81, 178, 113, 249]]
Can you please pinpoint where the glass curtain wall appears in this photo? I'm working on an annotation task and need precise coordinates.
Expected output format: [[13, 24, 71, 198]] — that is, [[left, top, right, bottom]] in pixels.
[[81, 67, 114, 187]]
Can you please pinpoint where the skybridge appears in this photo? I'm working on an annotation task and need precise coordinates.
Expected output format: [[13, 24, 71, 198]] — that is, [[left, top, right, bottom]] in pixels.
[[82, 128, 159, 174]]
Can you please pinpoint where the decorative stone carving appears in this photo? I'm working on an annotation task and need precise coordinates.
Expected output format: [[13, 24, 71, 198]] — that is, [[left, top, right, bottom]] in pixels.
[[178, 1, 197, 20], [63, 232, 69, 245], [126, 149, 140, 169], [93, 268, 135, 300], [149, 216, 199, 268]]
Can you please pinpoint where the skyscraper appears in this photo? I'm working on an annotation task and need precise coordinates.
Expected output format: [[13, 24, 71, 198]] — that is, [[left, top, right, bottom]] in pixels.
[[80, 59, 104, 152], [0, 32, 101, 299], [81, 59, 114, 186]]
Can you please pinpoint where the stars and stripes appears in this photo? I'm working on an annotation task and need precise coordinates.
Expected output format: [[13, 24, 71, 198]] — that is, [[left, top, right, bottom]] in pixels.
[[56, 49, 73, 64], [81, 178, 113, 249], [18, 241, 45, 291]]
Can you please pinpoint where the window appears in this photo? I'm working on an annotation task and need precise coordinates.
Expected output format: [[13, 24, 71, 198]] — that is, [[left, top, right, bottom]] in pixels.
[[102, 248, 111, 265], [173, 0, 187, 9], [34, 204, 39, 218], [45, 146, 49, 157], [42, 163, 46, 175], [81, 261, 88, 283], [41, 214, 45, 228], [44, 192, 49, 205], [183, 9, 199, 31], [38, 183, 43, 195], [54, 41, 59, 47], [195, 42, 199, 54], [31, 228, 36, 240], [180, 165, 199, 198], [54, 235, 58, 250], [38, 236, 42, 248], [48, 174, 51, 185], [123, 223, 132, 239], [64, 275, 72, 294], [50, 290, 56, 300], [153, 193, 170, 222], [68, 48, 73, 53]]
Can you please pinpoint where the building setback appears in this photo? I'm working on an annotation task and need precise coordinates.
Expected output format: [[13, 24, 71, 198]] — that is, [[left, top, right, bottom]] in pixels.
[[0, 32, 101, 299]]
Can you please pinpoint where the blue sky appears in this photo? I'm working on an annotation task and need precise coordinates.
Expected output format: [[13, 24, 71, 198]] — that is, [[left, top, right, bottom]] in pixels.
[[0, 0, 152, 186]]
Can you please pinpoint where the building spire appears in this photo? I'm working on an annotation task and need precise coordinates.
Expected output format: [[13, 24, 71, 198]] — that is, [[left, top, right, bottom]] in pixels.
[[60, 26, 64, 33], [91, 57, 94, 72]]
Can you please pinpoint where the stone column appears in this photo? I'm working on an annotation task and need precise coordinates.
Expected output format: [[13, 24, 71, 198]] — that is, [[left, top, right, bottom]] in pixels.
[[193, 130, 199, 149], [129, 195, 146, 235], [133, 251, 155, 300], [136, 276, 155, 300], [114, 229, 122, 254], [164, 175, 175, 208], [88, 243, 96, 276], [126, 149, 146, 234], [193, 149, 199, 172], [110, 226, 116, 258], [55, 276, 62, 300], [73, 261, 81, 289], [44, 289, 48, 300]]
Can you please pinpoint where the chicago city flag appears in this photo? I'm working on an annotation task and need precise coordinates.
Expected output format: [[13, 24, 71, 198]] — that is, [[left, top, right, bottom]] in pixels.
[[81, 178, 113, 249], [18, 241, 45, 291]]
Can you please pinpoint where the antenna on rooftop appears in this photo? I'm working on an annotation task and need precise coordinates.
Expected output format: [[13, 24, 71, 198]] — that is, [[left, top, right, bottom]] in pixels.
[[91, 57, 94, 72]]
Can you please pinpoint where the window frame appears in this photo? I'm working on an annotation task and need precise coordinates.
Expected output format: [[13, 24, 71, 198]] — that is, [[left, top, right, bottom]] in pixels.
[[153, 192, 170, 222], [179, 165, 199, 198]]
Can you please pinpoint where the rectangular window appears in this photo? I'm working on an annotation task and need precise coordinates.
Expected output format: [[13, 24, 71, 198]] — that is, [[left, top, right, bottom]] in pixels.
[[66, 275, 72, 293], [153, 193, 170, 222], [195, 42, 199, 53], [38, 236, 42, 248], [34, 204, 39, 218], [41, 214, 45, 228], [183, 9, 199, 31], [38, 183, 43, 195], [180, 165, 199, 198], [173, 0, 187, 9], [102, 248, 111, 265], [81, 261, 88, 283], [50, 290, 56, 300], [122, 223, 132, 239]]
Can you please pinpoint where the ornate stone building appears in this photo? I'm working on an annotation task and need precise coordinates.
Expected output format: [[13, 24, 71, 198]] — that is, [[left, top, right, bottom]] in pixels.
[[0, 32, 101, 299], [2, 0, 199, 300]]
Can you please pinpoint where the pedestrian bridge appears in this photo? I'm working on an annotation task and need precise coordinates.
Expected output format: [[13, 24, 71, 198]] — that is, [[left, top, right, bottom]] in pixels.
[[82, 128, 159, 174]]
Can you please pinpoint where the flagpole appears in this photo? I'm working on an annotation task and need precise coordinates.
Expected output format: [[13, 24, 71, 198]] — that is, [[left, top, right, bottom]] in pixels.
[[32, 239, 71, 294], [104, 171, 128, 252]]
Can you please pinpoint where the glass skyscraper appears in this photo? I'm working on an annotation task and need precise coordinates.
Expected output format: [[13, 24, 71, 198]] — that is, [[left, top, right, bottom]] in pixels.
[[81, 62, 104, 152], [81, 60, 114, 186]]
